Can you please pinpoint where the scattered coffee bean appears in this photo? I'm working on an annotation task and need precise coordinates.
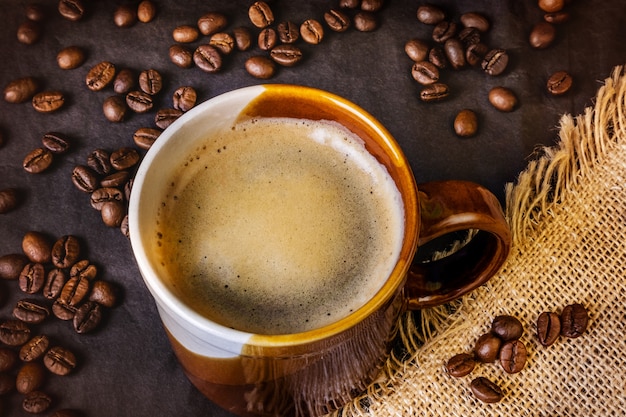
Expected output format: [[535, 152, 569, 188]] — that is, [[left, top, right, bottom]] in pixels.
[[102, 95, 127, 122], [44, 346, 77, 375], [491, 315, 523, 341], [169, 44, 194, 68], [22, 231, 52, 264], [546, 70, 573, 95], [100, 171, 129, 188], [25, 4, 46, 21], [481, 49, 508, 76], [23, 147, 53, 174], [353, 11, 378, 32], [339, 0, 360, 8], [58, 0, 85, 21], [529, 21, 556, 49], [233, 27, 252, 51], [445, 353, 476, 377], [245, 56, 276, 79], [43, 268, 67, 299], [419, 83, 449, 102], [89, 280, 117, 307], [113, 5, 137, 28], [120, 214, 130, 238], [465, 42, 488, 66], [488, 86, 518, 112], [454, 109, 478, 137], [258, 28, 278, 51], [417, 4, 446, 25], [172, 86, 197, 112], [70, 259, 97, 281], [22, 390, 52, 413], [457, 27, 481, 47], [110, 147, 139, 170], [405, 39, 430, 62], [536, 311, 561, 346], [87, 149, 112, 175], [428, 46, 447, 69], [460, 12, 490, 32], [432, 21, 457, 43], [544, 11, 570, 24], [210, 32, 235, 55], [86, 61, 116, 91], [51, 236, 80, 269], [113, 68, 135, 94], [197, 12, 227, 36], [560, 303, 588, 338], [0, 188, 20, 214], [58, 276, 90, 311], [139, 69, 163, 95], [277, 21, 300, 43], [32, 91, 65, 113], [300, 19, 324, 44], [19, 335, 50, 361], [0, 319, 31, 346], [172, 25, 199, 43], [155, 108, 183, 130], [474, 332, 501, 363], [499, 339, 527, 373], [13, 299, 50, 325], [71, 165, 99, 193], [17, 20, 42, 44], [42, 132, 71, 154], [4, 76, 39, 103], [0, 347, 18, 372], [137, 0, 157, 23], [270, 44, 303, 67], [444, 38, 466, 69], [52, 300, 76, 321], [73, 301, 102, 333], [248, 1, 274, 28], [193, 44, 222, 73], [0, 253, 29, 280], [101, 200, 126, 228], [538, 0, 565, 13], [19, 262, 45, 294], [126, 90, 154, 113], [411, 61, 440, 85], [16, 362, 45, 394], [133, 127, 161, 150], [470, 377, 503, 403], [361, 0, 384, 12]]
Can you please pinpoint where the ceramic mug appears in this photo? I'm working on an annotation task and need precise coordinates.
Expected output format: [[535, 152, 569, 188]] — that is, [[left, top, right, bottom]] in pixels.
[[129, 84, 511, 417]]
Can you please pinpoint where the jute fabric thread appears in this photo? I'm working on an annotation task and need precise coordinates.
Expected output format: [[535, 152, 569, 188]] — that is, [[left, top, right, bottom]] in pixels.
[[335, 65, 626, 416]]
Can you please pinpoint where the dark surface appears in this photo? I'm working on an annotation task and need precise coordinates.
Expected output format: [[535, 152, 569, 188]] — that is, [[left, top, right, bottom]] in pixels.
[[0, 1, 624, 416]]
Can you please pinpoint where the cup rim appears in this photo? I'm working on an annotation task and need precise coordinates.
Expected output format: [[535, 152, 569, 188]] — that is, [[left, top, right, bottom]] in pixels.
[[129, 84, 418, 348]]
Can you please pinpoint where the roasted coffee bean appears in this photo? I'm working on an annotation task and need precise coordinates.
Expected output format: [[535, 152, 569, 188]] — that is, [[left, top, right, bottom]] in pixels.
[[324, 9, 351, 32], [172, 86, 197, 112], [23, 148, 53, 174], [23, 390, 52, 414], [0, 320, 31, 346], [43, 268, 66, 299], [481, 49, 508, 76], [137, 0, 157, 23], [124, 178, 134, 201], [86, 61, 115, 91], [70, 260, 97, 281], [560, 303, 588, 338], [544, 11, 570, 24], [13, 299, 50, 325], [539, 0, 564, 13], [474, 332, 501, 363], [26, 3, 46, 21], [499, 339, 527, 373], [488, 86, 517, 112], [466, 42, 488, 66], [133, 127, 161, 150], [169, 44, 193, 68], [22, 231, 51, 264], [416, 4, 445, 25], [457, 27, 481, 47], [0, 348, 17, 372], [42, 132, 71, 154], [52, 300, 76, 320], [277, 21, 300, 43], [193, 44, 222, 73], [32, 91, 65, 112], [270, 44, 303, 67], [73, 301, 102, 334], [71, 165, 99, 193], [454, 109, 478, 137], [44, 346, 76, 376], [248, 1, 274, 28], [113, 4, 136, 27], [4, 76, 39, 103], [300, 19, 324, 44], [102, 95, 127, 123], [445, 353, 476, 377], [353, 11, 378, 32], [139, 69, 162, 95], [17, 20, 42, 44], [58, 276, 90, 309], [121, 214, 130, 238], [233, 27, 252, 51], [0, 188, 20, 214], [197, 12, 227, 36], [405, 38, 430, 62], [361, 0, 384, 12], [58, 0, 85, 21], [100, 170, 129, 188], [90, 187, 124, 210], [428, 46, 447, 69], [537, 311, 561, 346], [444, 38, 466, 69], [0, 253, 29, 280], [19, 262, 45, 294], [245, 56, 276, 79], [210, 32, 235, 55], [87, 149, 112, 175], [126, 90, 153, 113], [460, 12, 490, 32], [411, 61, 439, 85], [432, 21, 457, 43], [491, 315, 523, 341], [339, 0, 360, 8], [16, 362, 45, 394], [419, 83, 449, 102], [172, 25, 199, 43], [113, 68, 135, 94], [101, 200, 126, 227], [529, 21, 556, 49], [51, 235, 81, 269], [470, 377, 503, 403], [258, 28, 278, 51], [19, 335, 49, 362], [89, 280, 117, 307], [110, 147, 139, 170], [547, 70, 573, 95], [155, 108, 183, 130]]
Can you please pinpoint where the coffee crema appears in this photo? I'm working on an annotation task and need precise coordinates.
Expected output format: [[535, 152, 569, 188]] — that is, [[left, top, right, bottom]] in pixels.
[[155, 117, 404, 334]]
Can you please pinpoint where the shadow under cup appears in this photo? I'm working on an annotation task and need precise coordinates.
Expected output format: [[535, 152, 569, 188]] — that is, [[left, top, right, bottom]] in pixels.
[[129, 85, 509, 417]]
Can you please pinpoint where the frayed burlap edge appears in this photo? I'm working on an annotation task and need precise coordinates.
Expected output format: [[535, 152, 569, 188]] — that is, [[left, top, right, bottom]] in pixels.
[[333, 64, 626, 416]]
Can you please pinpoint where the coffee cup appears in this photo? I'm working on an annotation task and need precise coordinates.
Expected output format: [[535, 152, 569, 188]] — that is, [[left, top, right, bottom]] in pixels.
[[128, 84, 511, 416]]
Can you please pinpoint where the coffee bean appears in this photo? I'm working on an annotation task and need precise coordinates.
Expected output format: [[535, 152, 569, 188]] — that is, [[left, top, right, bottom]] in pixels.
[[169, 44, 193, 68], [22, 390, 52, 414], [457, 27, 481, 48], [110, 147, 139, 170], [58, 0, 85, 21], [0, 348, 18, 372], [197, 12, 227, 36], [102, 95, 127, 122], [44, 346, 76, 375], [89, 280, 117, 308], [546, 70, 572, 95], [100, 170, 129, 188], [114, 5, 137, 28], [529, 21, 556, 49], [0, 254, 29, 280], [58, 276, 90, 310], [411, 61, 439, 85], [210, 32, 235, 55], [16, 362, 45, 394], [137, 0, 157, 23], [22, 231, 52, 264], [32, 91, 65, 113], [86, 61, 116, 92], [71, 165, 99, 193], [43, 268, 67, 299], [245, 56, 276, 79], [51, 235, 81, 269], [454, 109, 478, 137], [488, 86, 518, 112], [23, 148, 53, 174], [172, 86, 197, 112], [499, 339, 527, 373], [19, 262, 45, 294], [537, 311, 561, 346], [101, 200, 126, 227], [417, 4, 445, 25], [445, 353, 476, 377], [560, 303, 588, 338], [300, 19, 324, 44], [193, 44, 222, 73], [70, 260, 97, 281], [25, 4, 46, 22], [432, 21, 457, 43], [474, 332, 501, 363], [4, 76, 39, 103], [13, 300, 50, 325], [0, 320, 31, 346], [428, 46, 448, 69], [324, 9, 351, 32], [258, 28, 278, 51], [419, 83, 449, 102], [277, 21, 300, 43], [124, 178, 133, 201], [491, 315, 523, 341], [470, 377, 503, 403], [544, 11, 570, 24], [339, 0, 360, 8], [139, 69, 162, 95], [42, 132, 71, 154], [361, 0, 384, 12], [73, 301, 102, 334], [126, 90, 154, 113], [172, 25, 199, 43], [87, 149, 112, 175], [121, 214, 130, 238], [353, 11, 378, 32], [17, 20, 42, 44], [19, 335, 49, 362], [270, 44, 303, 67], [539, 0, 564, 13], [481, 49, 508, 76], [465, 42, 488, 66], [233, 27, 252, 51], [133, 127, 161, 150], [405, 38, 430, 62], [460, 12, 490, 32], [52, 300, 76, 321], [113, 68, 135, 94], [90, 187, 124, 211], [155, 108, 183, 130], [444, 38, 466, 69], [248, 1, 274, 28], [0, 188, 20, 214]]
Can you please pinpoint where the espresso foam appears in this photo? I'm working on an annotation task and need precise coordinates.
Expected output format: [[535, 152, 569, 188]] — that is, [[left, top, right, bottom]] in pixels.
[[155, 117, 404, 334]]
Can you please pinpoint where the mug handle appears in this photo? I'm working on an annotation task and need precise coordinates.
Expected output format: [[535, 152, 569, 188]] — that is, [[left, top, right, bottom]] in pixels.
[[405, 180, 511, 309]]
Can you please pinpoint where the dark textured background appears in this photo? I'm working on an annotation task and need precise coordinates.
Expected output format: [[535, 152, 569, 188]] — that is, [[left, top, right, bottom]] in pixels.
[[0, 1, 624, 416]]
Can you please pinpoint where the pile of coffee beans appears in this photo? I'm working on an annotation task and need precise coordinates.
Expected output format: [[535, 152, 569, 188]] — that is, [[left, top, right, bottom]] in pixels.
[[0, 231, 119, 414], [445, 304, 589, 403]]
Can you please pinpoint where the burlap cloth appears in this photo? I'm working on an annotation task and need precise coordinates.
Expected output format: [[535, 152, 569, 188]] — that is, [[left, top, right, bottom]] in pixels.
[[334, 65, 626, 416]]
